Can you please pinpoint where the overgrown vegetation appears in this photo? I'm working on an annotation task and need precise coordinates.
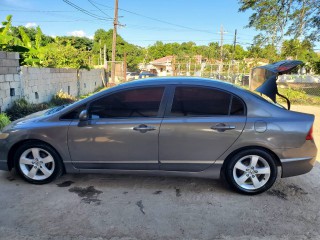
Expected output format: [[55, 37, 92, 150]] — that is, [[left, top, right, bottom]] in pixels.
[[0, 113, 11, 130], [277, 87, 320, 105], [5, 99, 49, 121], [4, 87, 103, 122], [50, 90, 76, 106]]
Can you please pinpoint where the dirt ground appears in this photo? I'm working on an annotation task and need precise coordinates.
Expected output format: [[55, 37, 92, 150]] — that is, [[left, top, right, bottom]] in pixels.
[[0, 105, 319, 240]]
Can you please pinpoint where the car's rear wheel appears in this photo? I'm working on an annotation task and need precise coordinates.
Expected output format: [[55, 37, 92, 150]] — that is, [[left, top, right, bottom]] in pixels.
[[14, 141, 63, 184], [225, 149, 277, 194]]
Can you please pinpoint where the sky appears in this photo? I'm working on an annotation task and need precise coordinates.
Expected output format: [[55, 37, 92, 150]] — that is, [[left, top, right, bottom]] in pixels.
[[0, 0, 318, 50]]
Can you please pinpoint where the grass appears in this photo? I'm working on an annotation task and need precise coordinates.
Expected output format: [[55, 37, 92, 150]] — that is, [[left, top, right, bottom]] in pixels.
[[0, 113, 11, 131], [237, 84, 320, 106], [5, 86, 107, 122]]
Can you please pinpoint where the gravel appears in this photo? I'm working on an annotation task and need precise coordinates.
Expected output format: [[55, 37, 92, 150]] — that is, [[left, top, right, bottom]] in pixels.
[[0, 164, 320, 240]]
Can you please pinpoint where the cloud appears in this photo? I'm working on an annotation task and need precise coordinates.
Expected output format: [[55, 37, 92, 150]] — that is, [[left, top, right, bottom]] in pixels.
[[88, 35, 94, 40], [67, 30, 86, 37], [25, 22, 37, 28]]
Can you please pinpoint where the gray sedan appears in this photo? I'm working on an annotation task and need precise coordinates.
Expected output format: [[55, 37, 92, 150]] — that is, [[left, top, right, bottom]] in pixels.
[[0, 78, 317, 194]]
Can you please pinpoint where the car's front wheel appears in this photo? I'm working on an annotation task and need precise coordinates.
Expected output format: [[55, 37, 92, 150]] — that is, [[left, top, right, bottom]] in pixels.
[[225, 149, 278, 194], [14, 141, 63, 184]]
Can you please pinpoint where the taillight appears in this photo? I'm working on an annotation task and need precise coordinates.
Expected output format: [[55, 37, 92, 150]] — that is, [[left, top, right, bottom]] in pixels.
[[306, 126, 313, 140]]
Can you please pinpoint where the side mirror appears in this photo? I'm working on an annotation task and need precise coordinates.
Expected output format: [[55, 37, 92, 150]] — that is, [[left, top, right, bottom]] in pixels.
[[79, 110, 88, 122]]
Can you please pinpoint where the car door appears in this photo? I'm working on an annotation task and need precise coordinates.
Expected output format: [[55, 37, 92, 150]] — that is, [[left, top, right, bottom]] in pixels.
[[159, 85, 247, 172], [67, 86, 166, 170]]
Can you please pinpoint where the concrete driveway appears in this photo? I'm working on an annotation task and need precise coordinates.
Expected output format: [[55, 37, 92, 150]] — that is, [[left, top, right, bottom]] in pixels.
[[1, 105, 319, 240], [0, 164, 320, 240]]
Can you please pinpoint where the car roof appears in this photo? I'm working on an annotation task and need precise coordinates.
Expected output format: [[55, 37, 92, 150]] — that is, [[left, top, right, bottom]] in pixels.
[[117, 77, 234, 88]]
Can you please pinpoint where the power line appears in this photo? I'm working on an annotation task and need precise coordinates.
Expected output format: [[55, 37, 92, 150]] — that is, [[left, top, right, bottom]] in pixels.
[[13, 19, 112, 23], [93, 1, 217, 35], [63, 0, 111, 20], [87, 0, 112, 18]]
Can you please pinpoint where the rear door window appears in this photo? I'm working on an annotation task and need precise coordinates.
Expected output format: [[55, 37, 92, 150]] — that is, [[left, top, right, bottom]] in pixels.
[[169, 86, 245, 117]]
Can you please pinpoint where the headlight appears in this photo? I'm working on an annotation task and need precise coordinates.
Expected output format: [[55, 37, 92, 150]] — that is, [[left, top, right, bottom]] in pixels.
[[0, 133, 9, 139]]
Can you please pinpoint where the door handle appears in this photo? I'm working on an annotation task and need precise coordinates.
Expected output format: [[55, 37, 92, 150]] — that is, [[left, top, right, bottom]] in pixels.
[[211, 123, 236, 132], [133, 124, 156, 133]]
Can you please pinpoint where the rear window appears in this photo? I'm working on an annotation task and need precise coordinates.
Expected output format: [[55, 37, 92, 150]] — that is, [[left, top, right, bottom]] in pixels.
[[244, 89, 285, 109]]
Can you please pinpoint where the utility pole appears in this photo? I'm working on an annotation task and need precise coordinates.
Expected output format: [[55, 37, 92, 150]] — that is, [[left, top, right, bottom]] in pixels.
[[231, 29, 237, 80], [103, 44, 106, 66], [219, 24, 226, 79], [99, 39, 102, 65], [220, 25, 224, 63], [123, 52, 127, 81], [111, 0, 119, 83], [232, 29, 237, 62]]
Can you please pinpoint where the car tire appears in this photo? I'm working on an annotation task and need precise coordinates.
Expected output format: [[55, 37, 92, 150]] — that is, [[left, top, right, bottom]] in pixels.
[[225, 149, 277, 195], [14, 141, 63, 184]]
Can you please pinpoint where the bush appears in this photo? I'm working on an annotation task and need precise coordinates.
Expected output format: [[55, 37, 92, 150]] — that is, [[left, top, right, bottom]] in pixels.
[[0, 113, 11, 130], [6, 99, 49, 121], [277, 87, 320, 105], [50, 90, 76, 106]]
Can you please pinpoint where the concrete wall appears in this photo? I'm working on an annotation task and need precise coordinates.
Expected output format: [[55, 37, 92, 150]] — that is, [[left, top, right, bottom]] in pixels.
[[0, 51, 105, 112], [0, 52, 21, 112]]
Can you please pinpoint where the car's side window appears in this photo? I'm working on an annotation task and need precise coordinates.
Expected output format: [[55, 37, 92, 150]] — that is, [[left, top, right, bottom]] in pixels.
[[170, 86, 244, 117], [230, 96, 245, 115], [89, 87, 165, 119]]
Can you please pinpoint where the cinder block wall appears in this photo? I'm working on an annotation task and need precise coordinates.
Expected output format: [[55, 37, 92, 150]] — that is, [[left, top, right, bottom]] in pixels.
[[0, 52, 21, 112], [0, 51, 105, 112]]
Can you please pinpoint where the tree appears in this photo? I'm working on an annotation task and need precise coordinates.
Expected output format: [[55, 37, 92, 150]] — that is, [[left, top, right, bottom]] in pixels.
[[57, 36, 93, 50], [11, 26, 54, 46], [239, 0, 320, 44], [92, 29, 144, 70], [0, 15, 24, 51], [38, 41, 90, 69]]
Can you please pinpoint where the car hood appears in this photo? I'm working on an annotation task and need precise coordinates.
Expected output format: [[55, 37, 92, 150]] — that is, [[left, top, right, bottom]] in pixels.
[[2, 106, 67, 132], [250, 60, 303, 102]]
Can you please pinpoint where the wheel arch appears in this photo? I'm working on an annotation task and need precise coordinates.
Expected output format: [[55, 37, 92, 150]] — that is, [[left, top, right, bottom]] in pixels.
[[220, 146, 282, 177], [7, 139, 65, 172]]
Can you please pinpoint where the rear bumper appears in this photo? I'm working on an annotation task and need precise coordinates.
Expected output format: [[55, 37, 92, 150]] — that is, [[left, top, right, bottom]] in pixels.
[[277, 140, 317, 178], [280, 156, 316, 177]]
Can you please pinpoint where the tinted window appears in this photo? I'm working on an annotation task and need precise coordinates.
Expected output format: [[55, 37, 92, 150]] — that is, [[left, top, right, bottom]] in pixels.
[[230, 96, 245, 115], [170, 87, 231, 117], [89, 87, 164, 118]]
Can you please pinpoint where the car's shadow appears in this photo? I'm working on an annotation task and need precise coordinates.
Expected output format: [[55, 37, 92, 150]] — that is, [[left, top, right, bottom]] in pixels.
[[2, 169, 231, 195]]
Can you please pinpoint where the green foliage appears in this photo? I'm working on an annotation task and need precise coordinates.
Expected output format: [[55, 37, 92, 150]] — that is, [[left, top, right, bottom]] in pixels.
[[56, 36, 93, 50], [0, 15, 25, 51], [50, 90, 76, 106], [277, 87, 320, 105], [92, 29, 144, 70], [5, 99, 49, 121], [78, 86, 107, 99], [239, 0, 320, 44], [0, 113, 11, 130], [38, 41, 90, 69], [311, 61, 320, 74], [11, 26, 54, 47]]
